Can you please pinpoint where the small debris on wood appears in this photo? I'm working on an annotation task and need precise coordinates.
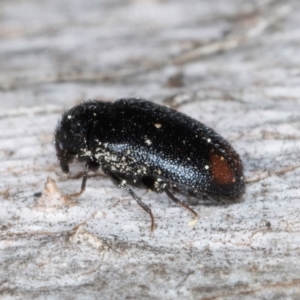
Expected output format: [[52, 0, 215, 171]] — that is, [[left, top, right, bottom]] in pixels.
[[33, 177, 76, 212]]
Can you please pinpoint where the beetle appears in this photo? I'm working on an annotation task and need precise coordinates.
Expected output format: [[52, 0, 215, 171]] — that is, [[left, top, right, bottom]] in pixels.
[[54, 98, 245, 230]]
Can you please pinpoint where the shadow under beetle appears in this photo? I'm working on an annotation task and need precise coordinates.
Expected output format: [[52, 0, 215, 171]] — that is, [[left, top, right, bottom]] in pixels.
[[55, 98, 245, 231]]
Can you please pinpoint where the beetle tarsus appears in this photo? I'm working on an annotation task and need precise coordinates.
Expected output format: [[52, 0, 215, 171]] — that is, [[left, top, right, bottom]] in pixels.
[[67, 164, 89, 198], [165, 188, 199, 218], [105, 169, 155, 231]]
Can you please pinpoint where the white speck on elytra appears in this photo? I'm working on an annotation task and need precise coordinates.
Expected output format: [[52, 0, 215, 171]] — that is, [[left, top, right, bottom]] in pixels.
[[154, 123, 162, 129], [204, 165, 209, 170], [81, 149, 92, 156], [207, 138, 211, 143], [145, 139, 152, 145], [67, 115, 72, 119]]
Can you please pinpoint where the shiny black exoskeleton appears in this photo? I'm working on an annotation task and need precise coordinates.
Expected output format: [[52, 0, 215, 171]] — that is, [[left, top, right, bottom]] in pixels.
[[55, 98, 245, 230]]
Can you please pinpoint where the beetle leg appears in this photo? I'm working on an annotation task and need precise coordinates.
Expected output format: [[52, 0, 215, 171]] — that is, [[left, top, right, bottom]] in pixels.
[[67, 163, 90, 198], [104, 170, 155, 231], [125, 186, 155, 232], [165, 188, 199, 218]]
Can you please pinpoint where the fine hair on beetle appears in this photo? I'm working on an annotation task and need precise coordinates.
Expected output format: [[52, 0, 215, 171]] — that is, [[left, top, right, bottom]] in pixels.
[[55, 98, 245, 231]]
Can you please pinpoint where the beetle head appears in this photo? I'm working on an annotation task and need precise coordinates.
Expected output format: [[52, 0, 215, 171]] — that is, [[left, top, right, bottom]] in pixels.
[[54, 101, 100, 174]]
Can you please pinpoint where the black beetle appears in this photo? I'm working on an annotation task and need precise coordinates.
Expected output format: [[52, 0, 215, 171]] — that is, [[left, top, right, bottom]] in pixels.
[[55, 98, 245, 230]]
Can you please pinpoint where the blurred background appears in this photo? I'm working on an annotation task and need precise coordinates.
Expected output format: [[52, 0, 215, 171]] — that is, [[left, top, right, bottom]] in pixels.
[[1, 0, 295, 112]]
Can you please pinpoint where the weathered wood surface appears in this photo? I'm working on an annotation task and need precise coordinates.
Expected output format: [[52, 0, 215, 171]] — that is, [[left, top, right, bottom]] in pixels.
[[1, 0, 300, 299]]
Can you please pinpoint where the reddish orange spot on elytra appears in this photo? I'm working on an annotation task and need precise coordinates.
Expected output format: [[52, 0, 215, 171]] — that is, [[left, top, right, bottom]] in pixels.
[[209, 153, 235, 185]]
